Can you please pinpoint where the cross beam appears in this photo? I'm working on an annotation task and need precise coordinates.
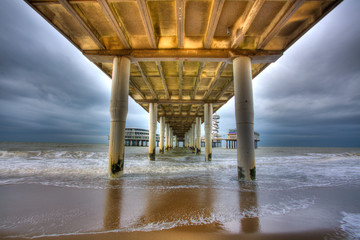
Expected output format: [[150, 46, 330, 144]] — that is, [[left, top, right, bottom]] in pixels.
[[83, 49, 283, 63]]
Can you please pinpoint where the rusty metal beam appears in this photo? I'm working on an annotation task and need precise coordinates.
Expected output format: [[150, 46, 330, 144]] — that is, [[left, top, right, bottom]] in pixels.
[[136, 99, 226, 105], [192, 62, 205, 99], [58, 0, 105, 49], [204, 0, 225, 48], [97, 0, 131, 49], [203, 62, 227, 99], [84, 49, 283, 63], [136, 0, 157, 48], [156, 61, 170, 99], [134, 62, 157, 99], [231, 0, 265, 49], [176, 0, 185, 48]]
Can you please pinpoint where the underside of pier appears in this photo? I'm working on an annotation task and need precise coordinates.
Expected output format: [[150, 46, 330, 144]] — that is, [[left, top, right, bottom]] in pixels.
[[26, 0, 342, 179]]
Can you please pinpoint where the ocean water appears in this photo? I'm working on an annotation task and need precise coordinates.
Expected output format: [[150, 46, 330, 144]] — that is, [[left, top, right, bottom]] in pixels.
[[0, 142, 360, 238]]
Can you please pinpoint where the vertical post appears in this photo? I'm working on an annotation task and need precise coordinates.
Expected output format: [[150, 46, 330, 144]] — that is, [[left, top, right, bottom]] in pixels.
[[148, 103, 157, 160], [204, 103, 213, 161], [188, 129, 191, 149], [175, 136, 178, 148], [233, 56, 255, 181], [165, 123, 169, 151], [109, 56, 130, 178], [191, 124, 195, 153], [159, 117, 165, 153], [184, 133, 187, 148], [170, 128, 173, 149], [195, 117, 201, 154]]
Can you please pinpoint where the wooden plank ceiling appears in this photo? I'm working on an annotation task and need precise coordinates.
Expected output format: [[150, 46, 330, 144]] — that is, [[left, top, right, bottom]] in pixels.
[[26, 0, 342, 138]]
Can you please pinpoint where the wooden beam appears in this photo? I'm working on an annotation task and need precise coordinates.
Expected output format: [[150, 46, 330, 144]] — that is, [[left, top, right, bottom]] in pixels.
[[215, 79, 233, 100], [31, 0, 59, 5], [97, 0, 131, 49], [134, 62, 158, 99], [160, 104, 167, 116], [187, 105, 193, 116], [179, 104, 183, 116], [170, 105, 174, 115], [257, 0, 305, 49], [204, 0, 225, 48], [84, 49, 282, 63], [58, 0, 105, 49], [129, 81, 145, 99], [176, 0, 185, 48], [31, 0, 100, 5], [203, 62, 227, 99], [136, 0, 157, 48], [136, 99, 226, 105], [25, 0, 82, 51], [155, 61, 170, 99], [231, 0, 265, 49], [178, 60, 183, 99], [191, 62, 205, 99]]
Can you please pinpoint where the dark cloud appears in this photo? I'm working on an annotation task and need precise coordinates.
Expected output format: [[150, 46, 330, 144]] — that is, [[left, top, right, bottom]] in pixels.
[[250, 0, 360, 147], [216, 0, 360, 147]]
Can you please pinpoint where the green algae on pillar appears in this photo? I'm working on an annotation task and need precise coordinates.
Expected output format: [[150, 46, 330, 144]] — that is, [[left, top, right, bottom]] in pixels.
[[204, 103, 213, 161], [108, 56, 130, 178]]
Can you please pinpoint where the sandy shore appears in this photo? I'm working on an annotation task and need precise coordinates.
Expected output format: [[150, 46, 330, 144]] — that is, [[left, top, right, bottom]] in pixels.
[[0, 182, 355, 239], [2, 229, 336, 240]]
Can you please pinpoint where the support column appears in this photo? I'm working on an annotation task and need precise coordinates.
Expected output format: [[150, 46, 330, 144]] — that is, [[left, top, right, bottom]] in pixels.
[[184, 133, 187, 148], [175, 136, 178, 148], [191, 124, 195, 153], [159, 117, 165, 153], [188, 129, 191, 149], [170, 128, 173, 149], [148, 103, 157, 160], [233, 56, 255, 181], [109, 56, 130, 178], [204, 103, 213, 161], [195, 117, 201, 154], [165, 123, 169, 151]]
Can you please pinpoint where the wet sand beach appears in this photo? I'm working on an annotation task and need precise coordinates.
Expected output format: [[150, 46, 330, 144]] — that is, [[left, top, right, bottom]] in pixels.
[[1, 144, 360, 239]]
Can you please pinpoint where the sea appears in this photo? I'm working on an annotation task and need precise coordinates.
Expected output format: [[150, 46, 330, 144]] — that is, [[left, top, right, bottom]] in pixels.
[[0, 142, 360, 239]]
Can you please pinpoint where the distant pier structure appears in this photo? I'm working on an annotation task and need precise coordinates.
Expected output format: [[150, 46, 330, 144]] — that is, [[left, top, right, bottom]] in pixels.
[[226, 129, 260, 149], [201, 114, 222, 148], [26, 0, 342, 180], [124, 128, 160, 147]]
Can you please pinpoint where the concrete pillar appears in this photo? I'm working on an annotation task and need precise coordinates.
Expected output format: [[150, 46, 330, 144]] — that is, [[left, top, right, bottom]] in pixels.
[[204, 103, 213, 161], [192, 127, 194, 151], [148, 103, 157, 160], [188, 129, 191, 149], [170, 128, 173, 149], [175, 136, 178, 148], [233, 56, 255, 181], [165, 123, 169, 151], [195, 117, 201, 154], [108, 56, 130, 178], [159, 117, 165, 153], [184, 133, 187, 148]]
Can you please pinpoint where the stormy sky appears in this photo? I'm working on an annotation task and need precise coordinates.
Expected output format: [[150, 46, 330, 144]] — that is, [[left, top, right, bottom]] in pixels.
[[0, 0, 359, 147]]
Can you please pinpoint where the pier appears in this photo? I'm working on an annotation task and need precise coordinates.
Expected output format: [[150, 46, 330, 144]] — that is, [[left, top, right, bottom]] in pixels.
[[25, 0, 342, 180], [124, 128, 160, 147]]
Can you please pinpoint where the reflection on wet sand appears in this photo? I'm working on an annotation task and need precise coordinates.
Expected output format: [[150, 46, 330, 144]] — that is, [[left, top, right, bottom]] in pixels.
[[239, 182, 259, 233], [135, 176, 222, 231], [103, 180, 123, 230]]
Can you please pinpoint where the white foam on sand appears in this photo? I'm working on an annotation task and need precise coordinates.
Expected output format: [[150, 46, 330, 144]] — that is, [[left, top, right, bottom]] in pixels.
[[340, 211, 360, 240]]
